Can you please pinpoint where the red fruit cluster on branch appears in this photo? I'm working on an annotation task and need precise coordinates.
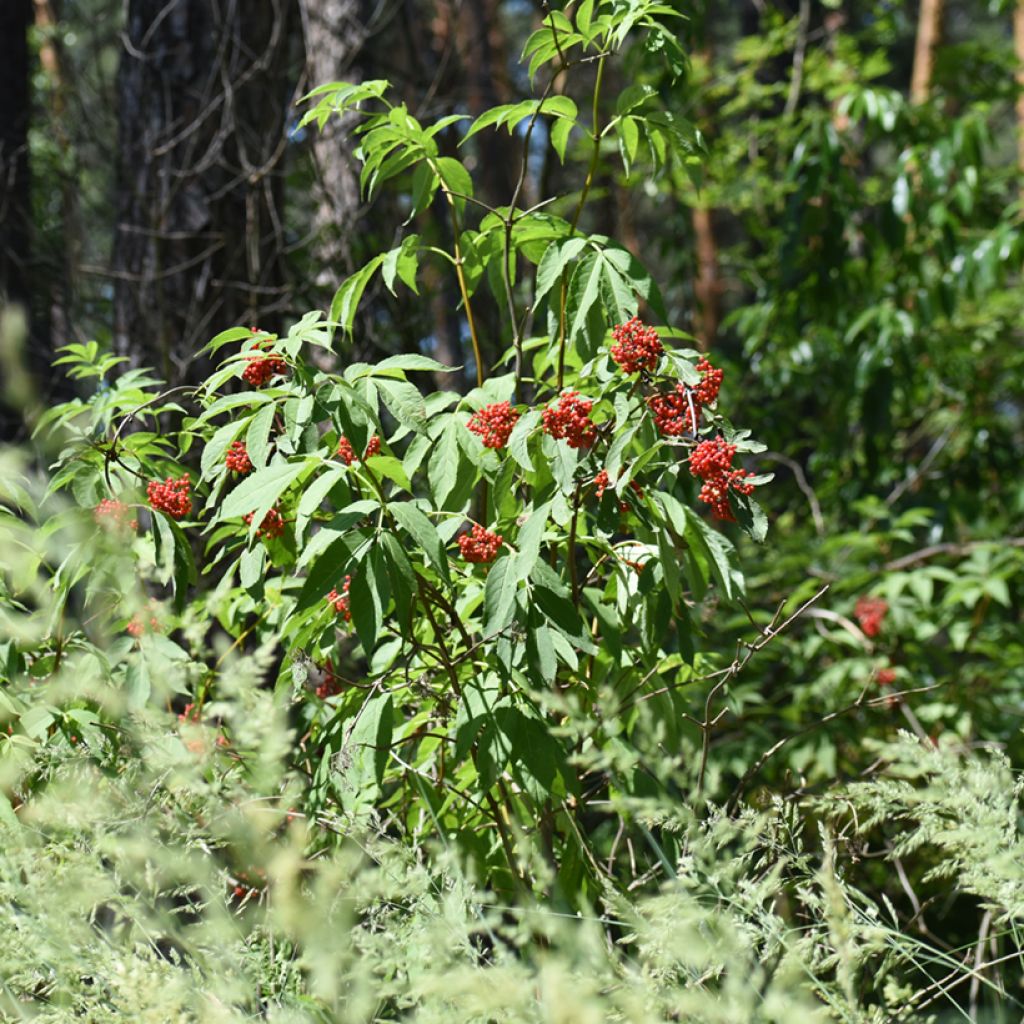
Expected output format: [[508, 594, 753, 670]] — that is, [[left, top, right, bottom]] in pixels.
[[647, 357, 723, 438], [610, 316, 663, 374], [337, 434, 381, 465], [147, 475, 192, 520], [327, 576, 352, 621], [468, 401, 520, 449], [315, 658, 343, 699], [648, 384, 701, 437], [244, 507, 285, 539], [94, 499, 137, 531], [855, 596, 889, 637], [876, 667, 897, 686], [542, 391, 596, 449], [225, 441, 252, 474], [688, 437, 754, 522], [241, 346, 288, 388], [593, 468, 643, 512], [458, 524, 502, 563], [693, 357, 724, 405]]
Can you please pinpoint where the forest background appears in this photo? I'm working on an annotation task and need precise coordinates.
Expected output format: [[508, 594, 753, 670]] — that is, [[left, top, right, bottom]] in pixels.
[[0, 0, 1023, 1020]]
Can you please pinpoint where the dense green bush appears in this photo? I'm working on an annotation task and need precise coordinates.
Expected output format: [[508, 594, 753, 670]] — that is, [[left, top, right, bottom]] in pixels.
[[2, 1, 1022, 1019]]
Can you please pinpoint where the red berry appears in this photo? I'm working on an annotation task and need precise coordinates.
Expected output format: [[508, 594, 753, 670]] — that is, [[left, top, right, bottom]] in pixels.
[[467, 401, 519, 449], [458, 524, 503, 564], [326, 576, 352, 621], [876, 667, 897, 686], [593, 469, 611, 499], [855, 596, 888, 638], [244, 507, 285, 539], [147, 474, 192, 520], [225, 441, 252, 474], [315, 657, 343, 699], [542, 391, 596, 450], [610, 316, 662, 374], [364, 434, 381, 458]]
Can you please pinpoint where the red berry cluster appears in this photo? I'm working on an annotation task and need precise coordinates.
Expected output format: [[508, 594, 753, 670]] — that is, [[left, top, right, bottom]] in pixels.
[[241, 345, 288, 388], [688, 437, 754, 521], [647, 358, 723, 438], [94, 499, 137, 531], [225, 440, 252, 474], [610, 316, 663, 374], [855, 596, 888, 638], [468, 401, 519, 449], [648, 383, 701, 437], [876, 667, 897, 686], [327, 576, 352, 621], [542, 391, 596, 449], [693, 357, 724, 405], [593, 468, 643, 512], [147, 475, 192, 520], [178, 702, 201, 724], [337, 434, 381, 465], [458, 524, 502, 563], [315, 658, 343, 699], [244, 507, 285, 539], [127, 603, 161, 638]]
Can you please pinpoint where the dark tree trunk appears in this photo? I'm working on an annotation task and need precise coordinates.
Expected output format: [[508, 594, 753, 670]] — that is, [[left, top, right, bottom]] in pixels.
[[0, 0, 33, 309], [111, 0, 297, 382]]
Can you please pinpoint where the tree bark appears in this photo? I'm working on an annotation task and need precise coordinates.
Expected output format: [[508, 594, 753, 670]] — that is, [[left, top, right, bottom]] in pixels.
[[0, 0, 33, 309], [111, 0, 297, 382], [910, 0, 943, 104], [1015, 0, 1024, 184], [300, 0, 367, 301]]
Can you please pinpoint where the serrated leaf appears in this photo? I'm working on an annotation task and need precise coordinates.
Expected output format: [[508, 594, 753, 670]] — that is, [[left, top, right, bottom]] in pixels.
[[377, 378, 427, 433], [389, 502, 450, 583], [220, 459, 310, 520], [484, 555, 519, 634]]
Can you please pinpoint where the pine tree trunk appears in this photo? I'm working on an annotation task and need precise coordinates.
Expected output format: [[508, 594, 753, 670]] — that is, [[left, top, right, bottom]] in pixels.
[[1015, 0, 1024, 184], [300, 0, 367, 301], [111, 0, 296, 381], [910, 0, 943, 104], [0, 0, 33, 309]]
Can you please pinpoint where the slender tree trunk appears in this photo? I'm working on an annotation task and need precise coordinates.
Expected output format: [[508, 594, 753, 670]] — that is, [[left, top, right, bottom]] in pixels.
[[111, 0, 297, 382], [33, 0, 80, 353], [691, 48, 719, 351], [910, 0, 943, 104], [0, 0, 33, 310], [300, 0, 367, 301], [1015, 0, 1024, 184]]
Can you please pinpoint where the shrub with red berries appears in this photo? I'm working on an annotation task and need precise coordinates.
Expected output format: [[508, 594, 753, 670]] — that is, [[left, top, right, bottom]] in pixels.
[[855, 597, 888, 638], [244, 507, 285, 540], [225, 441, 252, 474], [542, 391, 596, 449], [94, 499, 137, 531], [327, 576, 352, 621], [458, 524, 502, 564], [688, 437, 754, 522], [147, 475, 192, 520], [468, 401, 519, 449], [610, 316, 662, 374]]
